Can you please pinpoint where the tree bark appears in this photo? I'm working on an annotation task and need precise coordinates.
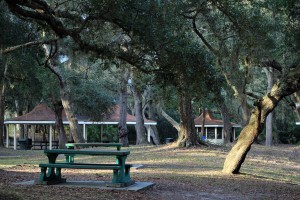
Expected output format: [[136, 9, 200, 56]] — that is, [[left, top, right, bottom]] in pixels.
[[201, 108, 206, 137], [220, 103, 233, 143], [132, 84, 147, 145], [160, 109, 180, 132], [60, 86, 84, 143], [145, 87, 160, 144], [292, 91, 300, 120], [118, 67, 129, 147], [42, 44, 84, 143], [0, 58, 8, 147], [52, 99, 67, 149], [176, 89, 198, 147], [264, 67, 274, 146], [223, 66, 300, 174]]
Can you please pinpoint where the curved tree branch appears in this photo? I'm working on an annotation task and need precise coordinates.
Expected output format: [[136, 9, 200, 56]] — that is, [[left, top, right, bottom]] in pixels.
[[0, 38, 58, 55], [192, 14, 220, 57]]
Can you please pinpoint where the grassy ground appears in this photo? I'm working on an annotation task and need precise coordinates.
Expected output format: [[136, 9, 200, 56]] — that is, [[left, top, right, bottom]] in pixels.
[[0, 144, 299, 200]]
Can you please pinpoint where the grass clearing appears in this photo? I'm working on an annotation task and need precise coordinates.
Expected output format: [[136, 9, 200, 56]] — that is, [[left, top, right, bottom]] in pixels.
[[0, 144, 299, 199]]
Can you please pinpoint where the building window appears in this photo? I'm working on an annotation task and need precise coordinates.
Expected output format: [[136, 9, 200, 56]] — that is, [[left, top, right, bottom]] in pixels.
[[207, 127, 215, 139], [217, 128, 222, 139]]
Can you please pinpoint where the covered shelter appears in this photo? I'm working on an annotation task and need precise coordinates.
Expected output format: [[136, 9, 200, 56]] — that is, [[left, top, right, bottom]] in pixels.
[[194, 110, 240, 144], [4, 104, 157, 150]]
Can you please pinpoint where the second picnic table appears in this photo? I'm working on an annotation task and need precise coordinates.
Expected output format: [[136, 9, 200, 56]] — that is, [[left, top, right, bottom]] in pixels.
[[65, 143, 122, 163]]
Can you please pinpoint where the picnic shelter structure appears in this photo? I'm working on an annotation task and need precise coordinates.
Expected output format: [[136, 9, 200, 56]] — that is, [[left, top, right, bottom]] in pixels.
[[4, 104, 157, 150], [194, 110, 240, 144]]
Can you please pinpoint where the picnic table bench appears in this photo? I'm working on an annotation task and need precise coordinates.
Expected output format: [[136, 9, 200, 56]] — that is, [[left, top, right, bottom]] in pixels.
[[65, 143, 122, 163], [37, 149, 134, 187], [66, 142, 122, 150], [32, 141, 59, 150]]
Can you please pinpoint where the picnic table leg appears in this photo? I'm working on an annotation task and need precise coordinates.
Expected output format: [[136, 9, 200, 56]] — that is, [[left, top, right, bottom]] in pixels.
[[38, 153, 66, 184], [114, 156, 132, 183], [46, 153, 59, 180], [115, 156, 125, 182], [65, 154, 74, 163]]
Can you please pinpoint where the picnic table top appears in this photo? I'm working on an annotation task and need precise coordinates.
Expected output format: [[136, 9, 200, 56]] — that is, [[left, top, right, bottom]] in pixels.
[[66, 143, 122, 147], [44, 149, 130, 156]]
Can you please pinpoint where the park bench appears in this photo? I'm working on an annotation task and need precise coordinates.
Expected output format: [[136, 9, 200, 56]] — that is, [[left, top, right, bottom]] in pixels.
[[65, 142, 122, 163], [32, 141, 59, 150], [37, 149, 134, 187]]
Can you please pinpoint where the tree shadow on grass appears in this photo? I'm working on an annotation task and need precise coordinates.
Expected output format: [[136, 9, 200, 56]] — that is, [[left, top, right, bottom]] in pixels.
[[239, 172, 300, 185]]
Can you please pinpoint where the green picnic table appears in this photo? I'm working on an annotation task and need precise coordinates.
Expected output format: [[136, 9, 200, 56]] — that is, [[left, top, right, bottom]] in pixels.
[[38, 149, 134, 187]]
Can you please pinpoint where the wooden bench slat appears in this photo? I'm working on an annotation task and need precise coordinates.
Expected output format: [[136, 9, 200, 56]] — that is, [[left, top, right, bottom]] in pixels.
[[66, 143, 122, 148], [44, 149, 130, 156], [39, 163, 125, 170], [66, 143, 122, 151]]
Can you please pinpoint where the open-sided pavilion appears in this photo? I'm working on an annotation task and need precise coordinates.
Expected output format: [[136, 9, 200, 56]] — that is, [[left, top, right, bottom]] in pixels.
[[4, 104, 157, 150], [194, 110, 240, 144]]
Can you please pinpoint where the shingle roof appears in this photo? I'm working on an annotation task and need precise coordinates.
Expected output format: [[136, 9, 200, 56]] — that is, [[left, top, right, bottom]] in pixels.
[[5, 103, 156, 125], [194, 110, 239, 127]]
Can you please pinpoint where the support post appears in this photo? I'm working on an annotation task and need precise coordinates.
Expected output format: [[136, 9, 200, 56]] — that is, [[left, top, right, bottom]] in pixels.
[[83, 124, 86, 142], [233, 128, 236, 140], [100, 125, 103, 142], [215, 127, 217, 143], [49, 125, 53, 150], [6, 124, 9, 148], [14, 124, 17, 150], [146, 125, 151, 143], [32, 125, 35, 146]]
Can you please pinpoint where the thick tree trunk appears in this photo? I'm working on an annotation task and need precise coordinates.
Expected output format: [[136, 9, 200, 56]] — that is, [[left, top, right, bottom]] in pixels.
[[145, 87, 160, 144], [264, 67, 274, 146], [292, 91, 300, 120], [118, 67, 129, 147], [223, 67, 300, 174], [60, 87, 84, 143], [133, 87, 147, 145], [53, 99, 67, 149], [176, 90, 198, 147], [201, 108, 206, 137], [43, 44, 84, 143], [220, 103, 233, 143], [0, 83, 5, 147], [0, 59, 8, 147]]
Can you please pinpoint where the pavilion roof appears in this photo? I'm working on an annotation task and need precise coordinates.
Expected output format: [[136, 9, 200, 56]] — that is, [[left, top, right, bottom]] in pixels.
[[5, 103, 156, 125], [194, 110, 239, 127], [101, 105, 156, 125]]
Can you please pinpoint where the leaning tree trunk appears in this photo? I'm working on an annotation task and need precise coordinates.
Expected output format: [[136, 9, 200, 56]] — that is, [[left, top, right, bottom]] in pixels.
[[43, 44, 84, 143], [118, 67, 129, 147], [176, 90, 198, 147], [223, 67, 300, 174], [131, 79, 147, 145], [292, 91, 300, 120], [53, 99, 67, 149], [60, 86, 84, 143]]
